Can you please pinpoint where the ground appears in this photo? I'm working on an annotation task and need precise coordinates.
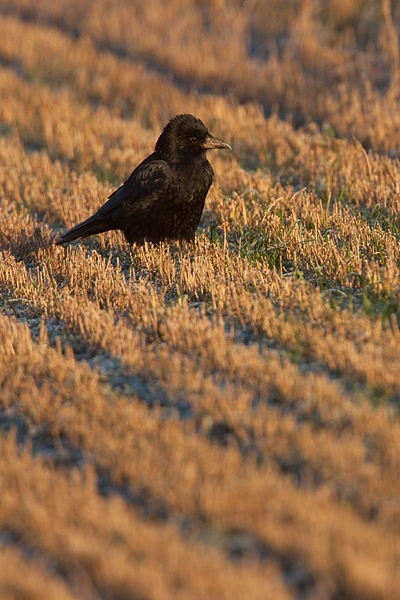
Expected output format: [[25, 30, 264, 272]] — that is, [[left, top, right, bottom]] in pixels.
[[0, 1, 400, 599]]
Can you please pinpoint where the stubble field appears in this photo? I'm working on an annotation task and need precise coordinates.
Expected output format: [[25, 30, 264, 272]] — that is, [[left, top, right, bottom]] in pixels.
[[0, 1, 400, 599]]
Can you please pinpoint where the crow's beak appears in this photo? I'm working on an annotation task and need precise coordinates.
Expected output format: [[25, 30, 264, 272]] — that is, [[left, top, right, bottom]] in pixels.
[[203, 134, 232, 151]]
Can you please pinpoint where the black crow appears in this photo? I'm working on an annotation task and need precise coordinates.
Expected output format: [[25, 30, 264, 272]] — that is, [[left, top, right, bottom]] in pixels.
[[56, 114, 231, 246]]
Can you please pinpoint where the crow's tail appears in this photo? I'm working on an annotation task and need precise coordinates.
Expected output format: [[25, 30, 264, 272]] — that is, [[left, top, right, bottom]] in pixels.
[[56, 216, 113, 245]]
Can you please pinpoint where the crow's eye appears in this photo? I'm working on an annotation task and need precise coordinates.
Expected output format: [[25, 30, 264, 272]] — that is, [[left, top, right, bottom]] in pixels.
[[190, 136, 198, 143]]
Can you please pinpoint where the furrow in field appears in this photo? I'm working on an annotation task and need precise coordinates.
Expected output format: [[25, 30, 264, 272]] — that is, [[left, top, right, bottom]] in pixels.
[[1, 136, 400, 516], [1, 231, 400, 532], [1, 314, 400, 600], [2, 50, 400, 229], [0, 13, 245, 129], [0, 430, 289, 600], [1, 134, 400, 403], [2, 2, 400, 152], [0, 540, 83, 600]]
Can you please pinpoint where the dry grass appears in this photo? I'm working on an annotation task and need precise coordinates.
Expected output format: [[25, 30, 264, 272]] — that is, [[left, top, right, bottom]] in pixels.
[[1, 2, 400, 599]]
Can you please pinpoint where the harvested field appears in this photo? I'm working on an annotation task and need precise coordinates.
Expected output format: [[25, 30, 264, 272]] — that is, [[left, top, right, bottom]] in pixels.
[[1, 1, 400, 598]]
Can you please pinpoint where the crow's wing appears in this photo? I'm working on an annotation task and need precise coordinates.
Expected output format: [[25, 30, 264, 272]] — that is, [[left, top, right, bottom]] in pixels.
[[93, 154, 172, 225], [56, 154, 174, 245]]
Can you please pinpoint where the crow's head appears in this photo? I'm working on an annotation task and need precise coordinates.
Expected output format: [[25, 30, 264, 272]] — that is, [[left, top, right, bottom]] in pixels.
[[156, 114, 231, 160]]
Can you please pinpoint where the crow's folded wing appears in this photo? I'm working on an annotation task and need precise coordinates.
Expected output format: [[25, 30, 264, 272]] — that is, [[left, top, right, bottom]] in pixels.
[[93, 155, 172, 225]]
